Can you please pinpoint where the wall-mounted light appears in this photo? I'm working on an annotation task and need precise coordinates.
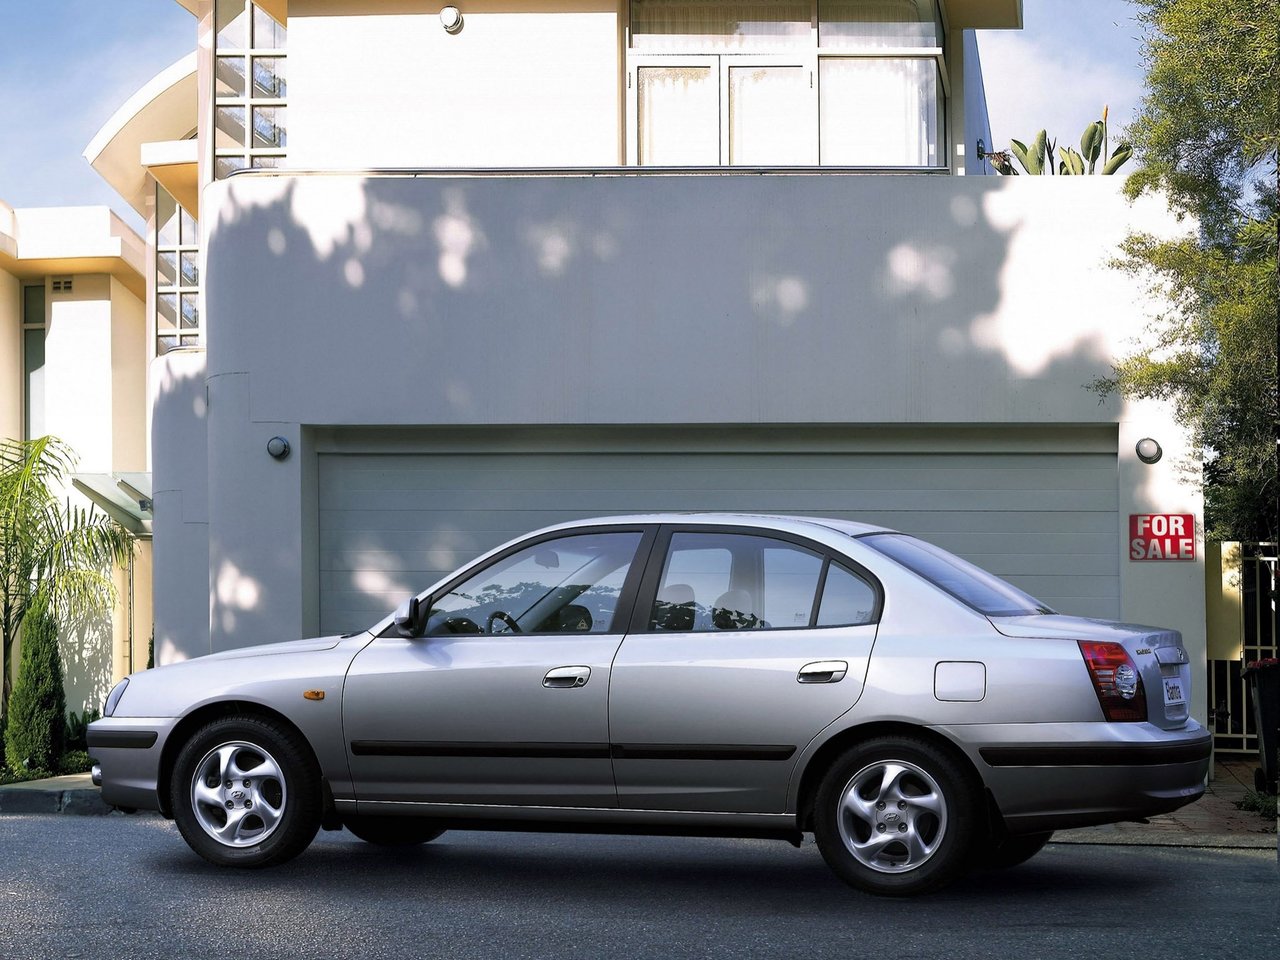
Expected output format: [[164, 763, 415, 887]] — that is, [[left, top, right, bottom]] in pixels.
[[1135, 438, 1162, 464], [440, 5, 463, 33], [267, 436, 291, 460]]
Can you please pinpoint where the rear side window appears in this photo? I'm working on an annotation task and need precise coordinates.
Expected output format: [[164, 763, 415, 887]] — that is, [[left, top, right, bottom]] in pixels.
[[861, 533, 1054, 618], [816, 563, 877, 627]]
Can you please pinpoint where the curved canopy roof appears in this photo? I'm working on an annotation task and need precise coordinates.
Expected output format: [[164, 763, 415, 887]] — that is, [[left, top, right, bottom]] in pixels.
[[84, 53, 197, 217]]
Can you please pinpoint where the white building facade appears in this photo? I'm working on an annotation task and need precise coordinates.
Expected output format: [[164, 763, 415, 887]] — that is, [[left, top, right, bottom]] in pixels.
[[91, 0, 1210, 724]]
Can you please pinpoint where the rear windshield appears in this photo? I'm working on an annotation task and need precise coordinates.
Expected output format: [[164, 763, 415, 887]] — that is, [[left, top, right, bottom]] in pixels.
[[861, 534, 1054, 618]]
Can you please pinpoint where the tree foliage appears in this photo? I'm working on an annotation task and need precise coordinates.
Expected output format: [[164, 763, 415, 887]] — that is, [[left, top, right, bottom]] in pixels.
[[0, 436, 133, 712], [4, 600, 65, 774], [1094, 0, 1279, 541]]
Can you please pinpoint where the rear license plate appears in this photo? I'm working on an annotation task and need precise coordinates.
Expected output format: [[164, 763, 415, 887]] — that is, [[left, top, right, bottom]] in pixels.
[[1164, 678, 1186, 705]]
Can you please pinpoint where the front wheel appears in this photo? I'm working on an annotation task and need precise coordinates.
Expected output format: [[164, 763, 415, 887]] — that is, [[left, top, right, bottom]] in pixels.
[[342, 815, 446, 846], [813, 737, 978, 896], [171, 715, 322, 868]]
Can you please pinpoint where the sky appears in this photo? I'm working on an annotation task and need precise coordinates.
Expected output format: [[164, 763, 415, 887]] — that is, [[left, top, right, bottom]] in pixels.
[[0, 0, 1151, 231]]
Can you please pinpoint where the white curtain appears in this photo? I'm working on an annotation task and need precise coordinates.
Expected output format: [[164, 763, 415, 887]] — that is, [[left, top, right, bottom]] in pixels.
[[638, 66, 721, 164], [632, 0, 810, 51], [818, 0, 940, 48], [819, 58, 939, 165], [729, 66, 813, 165]]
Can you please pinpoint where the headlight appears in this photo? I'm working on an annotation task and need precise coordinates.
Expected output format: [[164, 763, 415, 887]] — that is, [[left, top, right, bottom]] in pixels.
[[103, 678, 129, 717]]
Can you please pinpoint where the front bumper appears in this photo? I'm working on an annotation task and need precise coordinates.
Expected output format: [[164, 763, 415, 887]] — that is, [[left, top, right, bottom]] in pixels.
[[935, 721, 1213, 834], [86, 717, 179, 813]]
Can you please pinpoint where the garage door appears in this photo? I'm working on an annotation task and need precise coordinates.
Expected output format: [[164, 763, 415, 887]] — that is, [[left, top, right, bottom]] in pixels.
[[316, 428, 1119, 635]]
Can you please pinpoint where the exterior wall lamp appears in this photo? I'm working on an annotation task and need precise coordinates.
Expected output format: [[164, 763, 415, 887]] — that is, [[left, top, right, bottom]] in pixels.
[[267, 436, 291, 460], [1135, 438, 1162, 464], [440, 6, 463, 33]]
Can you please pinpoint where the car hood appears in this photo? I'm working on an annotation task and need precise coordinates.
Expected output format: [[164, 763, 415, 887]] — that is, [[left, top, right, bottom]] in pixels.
[[188, 634, 351, 663]]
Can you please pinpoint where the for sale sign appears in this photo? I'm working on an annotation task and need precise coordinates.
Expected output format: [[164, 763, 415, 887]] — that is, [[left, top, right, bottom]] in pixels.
[[1129, 514, 1196, 561]]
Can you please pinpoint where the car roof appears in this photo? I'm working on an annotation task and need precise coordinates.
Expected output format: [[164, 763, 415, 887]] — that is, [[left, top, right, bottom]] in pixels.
[[531, 513, 897, 538]]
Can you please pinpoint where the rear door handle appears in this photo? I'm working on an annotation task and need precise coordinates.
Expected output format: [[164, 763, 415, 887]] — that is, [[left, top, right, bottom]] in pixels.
[[543, 665, 591, 688], [798, 660, 848, 684]]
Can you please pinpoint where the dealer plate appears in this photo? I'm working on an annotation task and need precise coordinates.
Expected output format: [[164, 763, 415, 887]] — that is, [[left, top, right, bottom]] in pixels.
[[1163, 677, 1186, 705]]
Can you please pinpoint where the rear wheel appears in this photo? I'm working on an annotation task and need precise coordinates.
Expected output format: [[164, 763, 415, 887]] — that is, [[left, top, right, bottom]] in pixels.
[[171, 715, 322, 868], [978, 831, 1053, 870], [342, 815, 446, 846], [813, 737, 978, 896]]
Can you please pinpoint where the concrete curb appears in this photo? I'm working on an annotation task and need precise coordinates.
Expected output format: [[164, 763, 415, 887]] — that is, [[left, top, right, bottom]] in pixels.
[[1052, 830, 1277, 850], [0, 784, 114, 816]]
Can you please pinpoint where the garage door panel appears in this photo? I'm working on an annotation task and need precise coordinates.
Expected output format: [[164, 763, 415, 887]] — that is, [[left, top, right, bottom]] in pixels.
[[317, 446, 1121, 636]]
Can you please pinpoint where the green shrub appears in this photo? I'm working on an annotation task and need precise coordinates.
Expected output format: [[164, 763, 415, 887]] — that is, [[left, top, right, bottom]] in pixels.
[[1236, 790, 1278, 820], [64, 708, 99, 752], [58, 749, 91, 774], [3, 604, 66, 774]]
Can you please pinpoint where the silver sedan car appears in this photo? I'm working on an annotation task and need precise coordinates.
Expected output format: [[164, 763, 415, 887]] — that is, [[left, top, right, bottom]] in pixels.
[[89, 514, 1210, 896]]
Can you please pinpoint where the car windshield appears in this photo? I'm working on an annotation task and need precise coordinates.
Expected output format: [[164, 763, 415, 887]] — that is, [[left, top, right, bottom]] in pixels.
[[860, 534, 1054, 618]]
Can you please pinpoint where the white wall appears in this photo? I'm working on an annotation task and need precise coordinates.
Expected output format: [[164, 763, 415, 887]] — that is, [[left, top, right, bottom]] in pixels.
[[174, 171, 1206, 716], [288, 0, 622, 169], [0, 268, 20, 443]]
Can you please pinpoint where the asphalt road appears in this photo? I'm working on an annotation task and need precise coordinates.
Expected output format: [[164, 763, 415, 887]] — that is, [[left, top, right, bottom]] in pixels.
[[1, 815, 1275, 960]]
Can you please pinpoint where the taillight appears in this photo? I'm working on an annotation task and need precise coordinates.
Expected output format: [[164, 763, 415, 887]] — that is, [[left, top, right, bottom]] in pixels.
[[1078, 641, 1147, 722]]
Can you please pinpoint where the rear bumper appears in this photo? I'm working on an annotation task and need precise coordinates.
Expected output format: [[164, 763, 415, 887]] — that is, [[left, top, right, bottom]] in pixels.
[[86, 717, 178, 813], [934, 721, 1212, 834]]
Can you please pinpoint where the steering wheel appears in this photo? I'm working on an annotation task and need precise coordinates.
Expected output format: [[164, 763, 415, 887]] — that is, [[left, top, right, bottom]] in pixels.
[[485, 610, 522, 634]]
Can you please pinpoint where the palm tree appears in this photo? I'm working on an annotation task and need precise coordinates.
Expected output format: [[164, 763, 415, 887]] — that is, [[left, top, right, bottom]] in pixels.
[[0, 436, 133, 710]]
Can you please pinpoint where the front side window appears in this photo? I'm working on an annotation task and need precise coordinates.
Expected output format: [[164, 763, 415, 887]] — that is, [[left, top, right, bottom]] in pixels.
[[425, 532, 642, 636], [649, 532, 828, 631]]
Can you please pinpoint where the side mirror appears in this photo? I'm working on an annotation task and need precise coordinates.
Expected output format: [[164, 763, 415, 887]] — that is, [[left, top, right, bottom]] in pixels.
[[393, 596, 424, 638]]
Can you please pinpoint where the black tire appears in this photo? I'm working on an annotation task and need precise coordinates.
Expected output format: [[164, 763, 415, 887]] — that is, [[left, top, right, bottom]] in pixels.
[[342, 815, 446, 846], [171, 715, 322, 868], [977, 831, 1053, 870], [813, 737, 979, 896]]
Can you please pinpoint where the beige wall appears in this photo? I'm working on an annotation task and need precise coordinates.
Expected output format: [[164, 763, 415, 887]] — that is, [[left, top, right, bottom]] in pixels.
[[0, 269, 20, 442], [288, 0, 623, 168], [110, 277, 147, 471]]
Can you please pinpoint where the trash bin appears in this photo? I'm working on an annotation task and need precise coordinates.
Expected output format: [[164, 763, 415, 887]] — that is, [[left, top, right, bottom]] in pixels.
[[1242, 658, 1280, 795]]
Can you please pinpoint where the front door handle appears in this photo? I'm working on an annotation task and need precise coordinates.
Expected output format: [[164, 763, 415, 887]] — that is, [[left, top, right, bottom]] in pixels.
[[798, 660, 848, 684], [543, 665, 591, 689]]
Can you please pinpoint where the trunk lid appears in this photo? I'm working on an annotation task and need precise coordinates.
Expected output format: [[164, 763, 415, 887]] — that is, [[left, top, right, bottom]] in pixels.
[[990, 615, 1191, 729]]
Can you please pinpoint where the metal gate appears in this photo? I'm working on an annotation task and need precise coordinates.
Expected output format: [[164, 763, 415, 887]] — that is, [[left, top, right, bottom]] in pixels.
[[1208, 543, 1278, 754]]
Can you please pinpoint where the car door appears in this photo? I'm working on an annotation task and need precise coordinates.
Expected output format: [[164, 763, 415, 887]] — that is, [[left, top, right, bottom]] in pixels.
[[344, 526, 652, 807], [608, 525, 881, 813]]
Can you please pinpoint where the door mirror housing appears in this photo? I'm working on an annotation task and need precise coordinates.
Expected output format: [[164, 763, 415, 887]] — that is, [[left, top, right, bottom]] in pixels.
[[393, 596, 425, 638]]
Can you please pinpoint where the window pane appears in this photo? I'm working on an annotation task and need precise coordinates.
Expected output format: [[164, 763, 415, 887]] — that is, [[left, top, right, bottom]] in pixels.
[[180, 294, 200, 329], [214, 155, 248, 179], [216, 0, 248, 48], [216, 56, 246, 97], [729, 65, 811, 165], [157, 335, 179, 356], [819, 0, 941, 48], [180, 251, 200, 286], [862, 534, 1054, 617], [650, 532, 823, 631], [252, 56, 287, 98], [179, 206, 198, 244], [156, 188, 178, 245], [252, 106, 287, 148], [632, 0, 809, 51], [762, 545, 823, 627], [157, 251, 178, 287], [819, 58, 940, 165], [426, 532, 642, 635], [23, 327, 45, 440], [22, 284, 45, 325], [253, 7, 286, 49], [817, 563, 877, 626], [157, 293, 179, 332], [638, 66, 719, 165], [251, 155, 282, 168], [216, 106, 246, 149]]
